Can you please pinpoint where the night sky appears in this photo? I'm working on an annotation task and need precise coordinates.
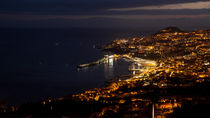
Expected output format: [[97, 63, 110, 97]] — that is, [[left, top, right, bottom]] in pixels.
[[1, 0, 210, 29]]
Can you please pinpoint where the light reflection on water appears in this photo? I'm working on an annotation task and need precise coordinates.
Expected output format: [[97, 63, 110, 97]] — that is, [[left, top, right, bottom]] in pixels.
[[104, 55, 114, 79]]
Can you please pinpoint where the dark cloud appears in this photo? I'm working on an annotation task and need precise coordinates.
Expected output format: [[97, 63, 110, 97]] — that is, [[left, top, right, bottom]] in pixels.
[[0, 0, 210, 28], [0, 0, 209, 14]]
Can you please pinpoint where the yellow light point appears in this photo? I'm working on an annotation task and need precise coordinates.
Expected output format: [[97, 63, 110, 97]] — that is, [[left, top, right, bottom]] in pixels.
[[186, 97, 193, 101], [42, 101, 46, 105], [119, 99, 126, 104], [148, 46, 154, 50], [139, 90, 143, 93], [192, 72, 197, 76], [131, 98, 137, 102], [113, 54, 120, 57], [159, 103, 173, 109], [199, 74, 207, 78], [131, 91, 138, 95], [108, 82, 120, 92]]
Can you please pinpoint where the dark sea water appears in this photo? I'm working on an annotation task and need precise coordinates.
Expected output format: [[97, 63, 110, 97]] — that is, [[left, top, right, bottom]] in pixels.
[[0, 28, 154, 105]]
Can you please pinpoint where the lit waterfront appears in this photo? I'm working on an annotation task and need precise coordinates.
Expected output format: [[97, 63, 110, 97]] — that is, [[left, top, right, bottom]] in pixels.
[[1, 27, 210, 118], [72, 27, 210, 117]]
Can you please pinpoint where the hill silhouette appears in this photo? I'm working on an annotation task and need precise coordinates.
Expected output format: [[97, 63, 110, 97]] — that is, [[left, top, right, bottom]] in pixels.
[[154, 27, 183, 34]]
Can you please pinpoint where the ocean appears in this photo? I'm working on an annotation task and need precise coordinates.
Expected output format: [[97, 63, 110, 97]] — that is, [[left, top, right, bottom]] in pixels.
[[0, 28, 154, 105]]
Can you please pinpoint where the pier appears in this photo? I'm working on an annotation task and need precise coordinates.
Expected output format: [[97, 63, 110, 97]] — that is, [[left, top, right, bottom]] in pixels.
[[77, 58, 105, 69], [77, 54, 120, 69]]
